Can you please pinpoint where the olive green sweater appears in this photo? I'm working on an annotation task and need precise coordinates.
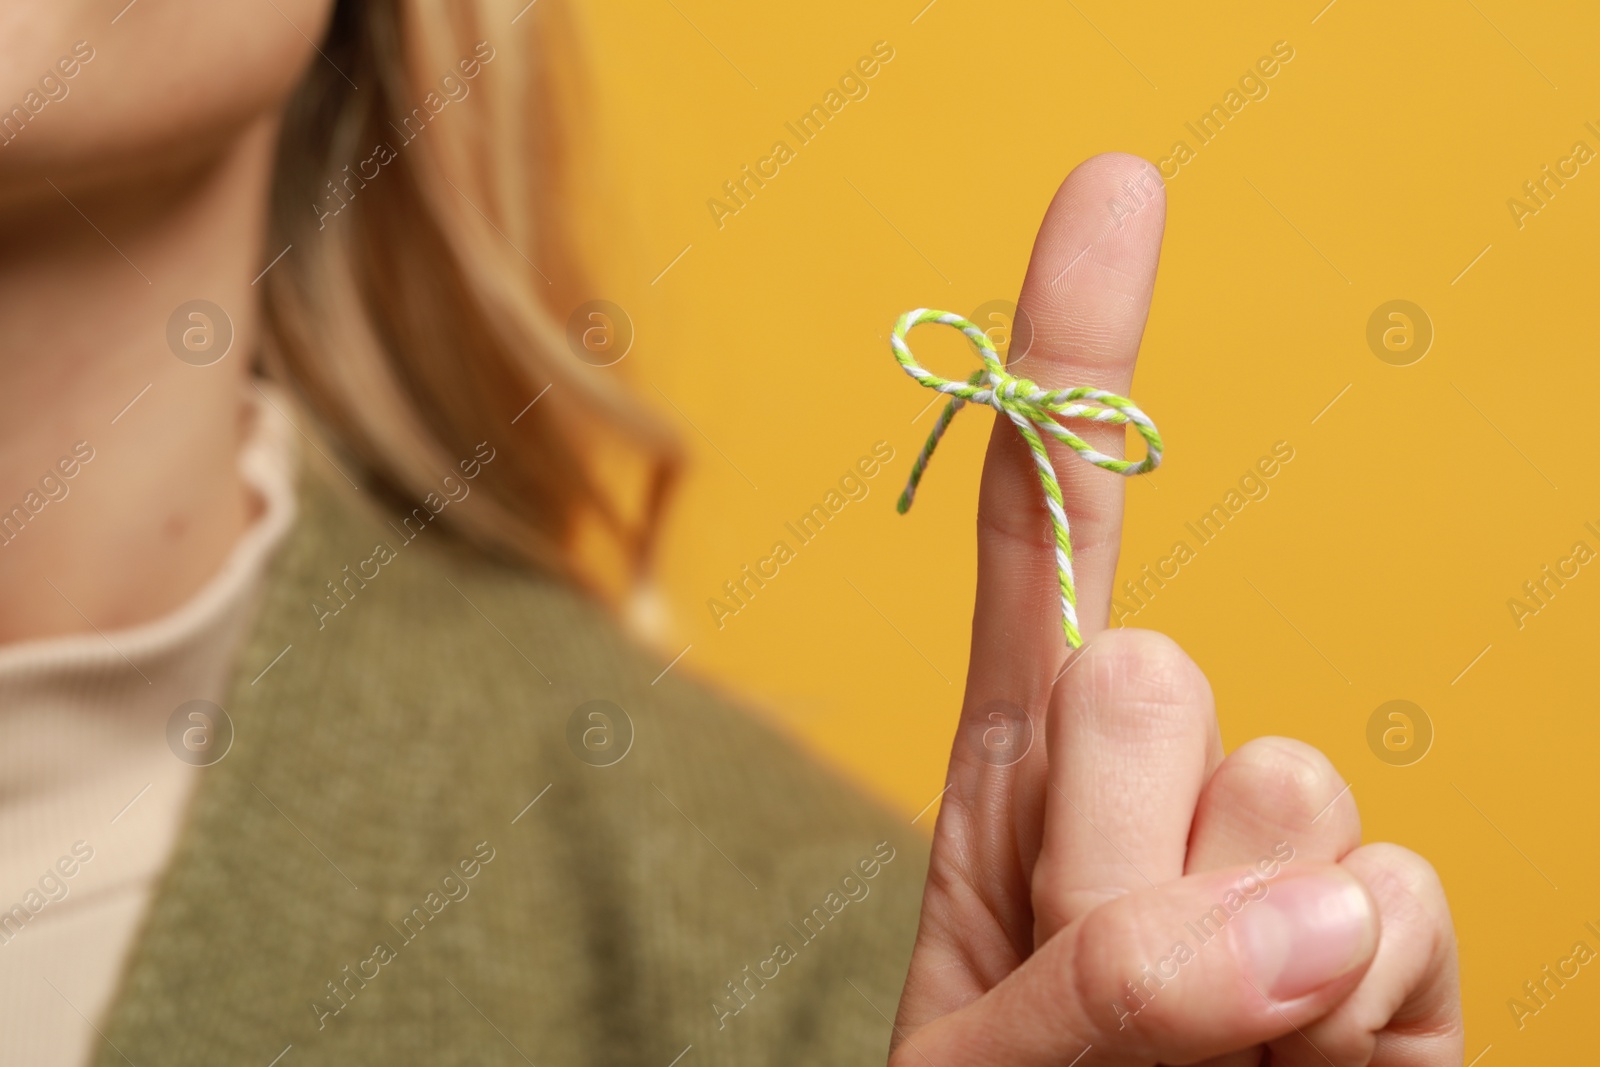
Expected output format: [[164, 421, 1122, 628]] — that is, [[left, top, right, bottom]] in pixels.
[[96, 467, 927, 1065]]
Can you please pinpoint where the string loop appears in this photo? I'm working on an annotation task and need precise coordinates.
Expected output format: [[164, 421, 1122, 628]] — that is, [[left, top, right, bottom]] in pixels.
[[889, 308, 1163, 647]]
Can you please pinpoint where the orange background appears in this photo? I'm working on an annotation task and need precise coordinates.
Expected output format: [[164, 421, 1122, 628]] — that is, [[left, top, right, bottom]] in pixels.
[[580, 1, 1598, 1060]]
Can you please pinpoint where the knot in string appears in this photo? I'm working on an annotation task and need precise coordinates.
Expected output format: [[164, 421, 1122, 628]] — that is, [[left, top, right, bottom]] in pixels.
[[888, 308, 1164, 648]]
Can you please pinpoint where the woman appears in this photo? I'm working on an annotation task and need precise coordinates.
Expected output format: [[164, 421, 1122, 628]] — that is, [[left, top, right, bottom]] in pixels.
[[0, 1, 1460, 1064]]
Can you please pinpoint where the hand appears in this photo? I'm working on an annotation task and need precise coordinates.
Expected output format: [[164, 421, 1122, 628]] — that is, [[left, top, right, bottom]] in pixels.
[[890, 154, 1462, 1066]]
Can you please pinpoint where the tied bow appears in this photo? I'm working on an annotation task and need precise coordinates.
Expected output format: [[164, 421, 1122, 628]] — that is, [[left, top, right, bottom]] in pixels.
[[890, 308, 1164, 648]]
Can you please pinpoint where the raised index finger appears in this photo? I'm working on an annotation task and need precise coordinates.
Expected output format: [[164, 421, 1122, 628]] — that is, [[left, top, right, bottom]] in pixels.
[[892, 153, 1171, 1037], [971, 151, 1167, 678]]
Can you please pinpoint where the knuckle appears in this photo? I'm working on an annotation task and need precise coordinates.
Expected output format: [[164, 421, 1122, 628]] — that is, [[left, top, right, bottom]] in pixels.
[[977, 466, 1118, 548], [1074, 893, 1145, 978], [976, 498, 1054, 551], [1065, 886, 1249, 1060], [1068, 893, 1172, 1042], [1219, 736, 1352, 829], [1334, 844, 1461, 1046], [1351, 842, 1450, 930], [1064, 629, 1212, 741]]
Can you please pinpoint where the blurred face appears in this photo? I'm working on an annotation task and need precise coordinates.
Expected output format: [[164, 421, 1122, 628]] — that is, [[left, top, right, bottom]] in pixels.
[[0, 0, 334, 198]]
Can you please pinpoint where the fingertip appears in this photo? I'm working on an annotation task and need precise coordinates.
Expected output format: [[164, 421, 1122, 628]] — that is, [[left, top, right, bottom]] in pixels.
[[1064, 151, 1167, 204], [1038, 151, 1168, 258]]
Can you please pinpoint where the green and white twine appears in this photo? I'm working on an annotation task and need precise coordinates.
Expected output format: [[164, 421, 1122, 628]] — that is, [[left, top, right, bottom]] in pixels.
[[889, 308, 1164, 648]]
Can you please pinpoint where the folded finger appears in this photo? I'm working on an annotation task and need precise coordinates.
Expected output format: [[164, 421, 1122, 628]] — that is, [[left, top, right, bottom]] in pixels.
[[1033, 628, 1222, 943], [1266, 843, 1463, 1067], [1183, 737, 1362, 1067], [1187, 736, 1361, 874], [899, 862, 1380, 1067]]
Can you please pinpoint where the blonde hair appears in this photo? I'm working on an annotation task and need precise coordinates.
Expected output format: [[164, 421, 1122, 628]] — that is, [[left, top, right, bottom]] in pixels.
[[262, 0, 677, 601]]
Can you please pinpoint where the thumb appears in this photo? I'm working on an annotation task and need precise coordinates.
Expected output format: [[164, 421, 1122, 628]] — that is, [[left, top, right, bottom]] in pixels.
[[896, 863, 1378, 1067]]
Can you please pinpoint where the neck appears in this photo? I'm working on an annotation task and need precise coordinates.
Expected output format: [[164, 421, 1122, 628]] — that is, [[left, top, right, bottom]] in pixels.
[[0, 118, 279, 644]]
